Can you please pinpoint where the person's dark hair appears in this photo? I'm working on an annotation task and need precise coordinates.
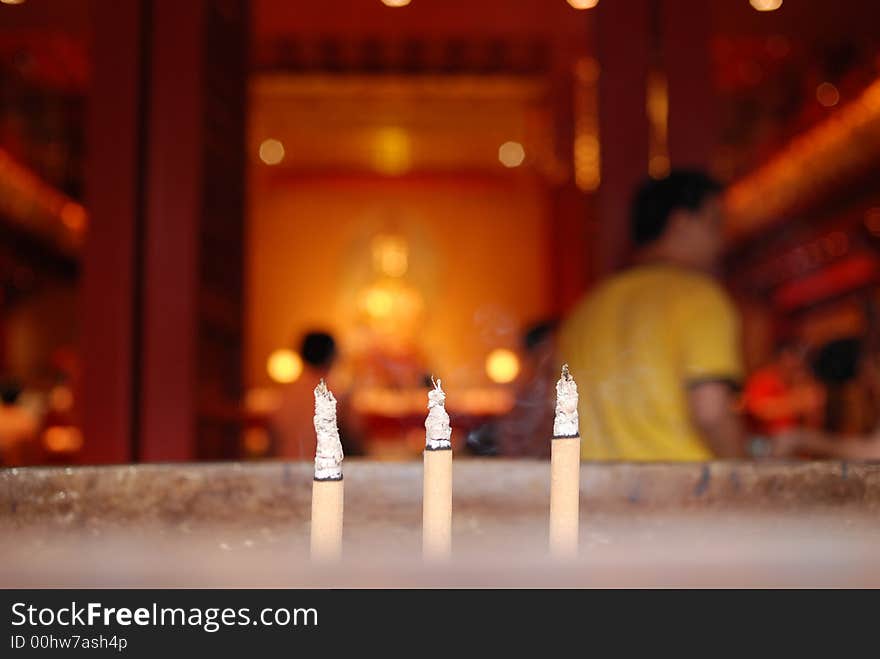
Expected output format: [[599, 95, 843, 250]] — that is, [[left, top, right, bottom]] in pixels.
[[630, 169, 722, 246], [0, 380, 22, 406], [811, 337, 862, 384], [522, 319, 558, 353], [299, 331, 336, 369], [811, 336, 864, 433]]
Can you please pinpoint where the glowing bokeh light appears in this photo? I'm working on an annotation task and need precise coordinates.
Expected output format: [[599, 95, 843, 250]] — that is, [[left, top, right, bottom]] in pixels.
[[498, 141, 526, 168], [381, 0, 411, 6], [60, 202, 87, 233], [244, 387, 281, 414], [816, 82, 840, 107], [0, 0, 27, 5], [567, 0, 599, 8], [259, 139, 285, 165], [363, 287, 394, 319], [243, 427, 271, 456], [267, 349, 303, 384], [749, 0, 782, 11], [485, 349, 521, 384], [43, 426, 84, 453]]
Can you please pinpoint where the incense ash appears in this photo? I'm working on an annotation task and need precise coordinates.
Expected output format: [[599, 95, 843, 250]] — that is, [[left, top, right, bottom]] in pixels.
[[313, 379, 344, 480], [553, 364, 579, 439]]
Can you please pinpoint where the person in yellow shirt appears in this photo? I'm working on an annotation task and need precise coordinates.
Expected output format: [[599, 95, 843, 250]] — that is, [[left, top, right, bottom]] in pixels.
[[560, 170, 746, 461]]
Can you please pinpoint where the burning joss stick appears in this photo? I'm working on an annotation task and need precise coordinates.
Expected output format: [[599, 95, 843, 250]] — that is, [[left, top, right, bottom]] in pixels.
[[549, 364, 581, 558], [422, 377, 453, 561], [310, 380, 344, 562]]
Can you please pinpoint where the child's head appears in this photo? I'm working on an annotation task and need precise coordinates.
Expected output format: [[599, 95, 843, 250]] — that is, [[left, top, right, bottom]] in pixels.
[[0, 380, 22, 406]]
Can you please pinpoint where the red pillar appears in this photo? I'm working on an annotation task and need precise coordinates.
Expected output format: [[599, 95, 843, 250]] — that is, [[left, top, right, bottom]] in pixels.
[[138, 0, 205, 461], [140, 0, 248, 461], [547, 43, 591, 314], [595, 0, 651, 276], [79, 1, 145, 463], [549, 185, 590, 312], [80, 0, 247, 463], [663, 0, 714, 169]]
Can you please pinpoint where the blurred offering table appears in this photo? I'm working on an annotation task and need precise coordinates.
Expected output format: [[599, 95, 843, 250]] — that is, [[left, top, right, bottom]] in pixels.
[[1, 460, 879, 587]]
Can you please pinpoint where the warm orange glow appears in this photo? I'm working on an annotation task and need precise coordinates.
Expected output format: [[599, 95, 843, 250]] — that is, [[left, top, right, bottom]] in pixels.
[[356, 277, 426, 342], [574, 134, 600, 191], [371, 234, 409, 277], [0, 0, 26, 5], [381, 0, 411, 6], [485, 349, 520, 384], [242, 427, 271, 456], [647, 71, 669, 179], [244, 387, 281, 414], [750, 0, 782, 11], [259, 138, 285, 165], [725, 76, 880, 240], [248, 178, 550, 390], [567, 0, 599, 8], [0, 148, 84, 244], [43, 426, 84, 453], [60, 202, 87, 233], [373, 127, 411, 175], [649, 155, 671, 180], [267, 349, 303, 383], [498, 141, 525, 168], [816, 82, 840, 107], [574, 57, 601, 192], [363, 286, 394, 319]]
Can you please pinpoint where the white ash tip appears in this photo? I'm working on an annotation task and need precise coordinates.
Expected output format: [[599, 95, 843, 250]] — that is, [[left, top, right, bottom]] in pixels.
[[313, 379, 343, 480], [425, 375, 452, 450], [553, 363, 579, 439]]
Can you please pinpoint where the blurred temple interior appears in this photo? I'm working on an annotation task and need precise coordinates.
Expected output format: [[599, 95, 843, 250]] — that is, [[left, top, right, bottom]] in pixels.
[[2, 0, 880, 465]]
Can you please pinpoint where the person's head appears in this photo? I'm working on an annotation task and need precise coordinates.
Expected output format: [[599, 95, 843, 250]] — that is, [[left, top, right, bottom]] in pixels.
[[299, 331, 337, 373], [811, 337, 862, 385], [523, 320, 557, 352], [521, 319, 558, 370], [0, 380, 22, 406], [631, 169, 724, 271]]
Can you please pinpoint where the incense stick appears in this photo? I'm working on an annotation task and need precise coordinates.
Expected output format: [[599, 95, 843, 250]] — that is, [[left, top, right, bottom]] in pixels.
[[423, 377, 452, 561], [549, 364, 580, 558], [310, 380, 344, 562]]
